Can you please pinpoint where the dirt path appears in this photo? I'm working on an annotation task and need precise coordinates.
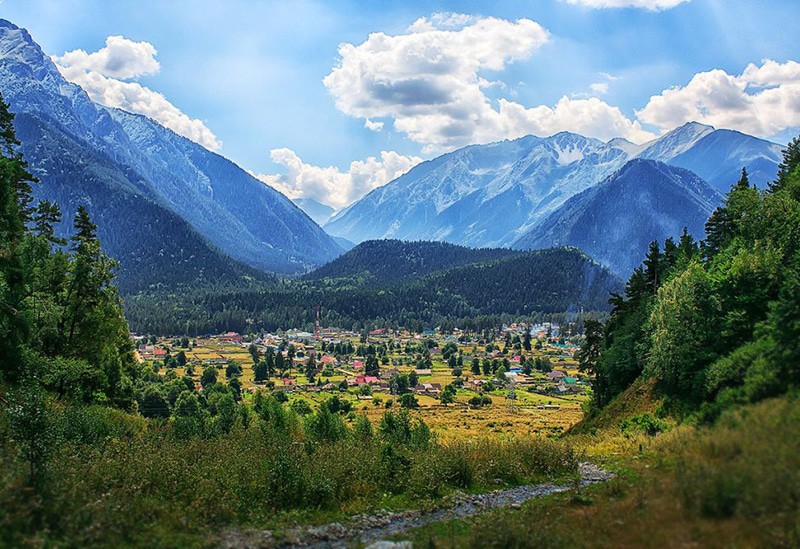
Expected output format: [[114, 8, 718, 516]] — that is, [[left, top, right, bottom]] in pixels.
[[221, 463, 612, 548]]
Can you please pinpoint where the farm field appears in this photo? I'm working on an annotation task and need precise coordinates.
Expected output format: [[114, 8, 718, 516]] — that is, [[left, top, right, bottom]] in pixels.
[[136, 325, 590, 439]]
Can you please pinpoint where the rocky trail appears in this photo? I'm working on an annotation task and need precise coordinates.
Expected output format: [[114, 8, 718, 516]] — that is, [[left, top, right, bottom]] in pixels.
[[221, 463, 612, 548]]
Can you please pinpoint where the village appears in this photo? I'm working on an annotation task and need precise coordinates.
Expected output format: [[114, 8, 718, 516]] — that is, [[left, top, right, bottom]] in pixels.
[[134, 322, 592, 440]]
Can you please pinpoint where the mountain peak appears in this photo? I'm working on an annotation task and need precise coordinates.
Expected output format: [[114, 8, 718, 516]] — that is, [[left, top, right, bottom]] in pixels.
[[0, 18, 60, 80], [672, 120, 715, 135]]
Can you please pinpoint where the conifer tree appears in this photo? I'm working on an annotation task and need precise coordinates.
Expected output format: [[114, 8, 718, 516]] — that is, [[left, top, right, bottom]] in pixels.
[[0, 93, 35, 380]]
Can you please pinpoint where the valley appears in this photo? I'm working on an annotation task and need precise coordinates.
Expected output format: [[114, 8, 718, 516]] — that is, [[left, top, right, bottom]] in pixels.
[[0, 7, 799, 549], [139, 328, 588, 441]]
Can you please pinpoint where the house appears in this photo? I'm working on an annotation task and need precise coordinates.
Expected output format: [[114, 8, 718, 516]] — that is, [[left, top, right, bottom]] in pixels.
[[380, 368, 400, 380], [353, 360, 364, 370], [414, 368, 432, 376], [154, 349, 167, 359], [547, 370, 567, 382], [364, 376, 380, 385], [414, 383, 442, 397], [470, 379, 487, 391], [219, 331, 243, 343], [286, 329, 314, 340], [321, 355, 337, 365]]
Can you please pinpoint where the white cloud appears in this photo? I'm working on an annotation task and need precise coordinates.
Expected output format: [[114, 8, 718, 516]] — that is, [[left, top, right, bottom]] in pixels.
[[252, 149, 422, 209], [497, 96, 655, 143], [53, 37, 221, 151], [637, 59, 800, 137], [590, 82, 610, 94], [53, 35, 160, 78], [323, 14, 655, 152], [560, 0, 691, 10], [364, 118, 384, 131]]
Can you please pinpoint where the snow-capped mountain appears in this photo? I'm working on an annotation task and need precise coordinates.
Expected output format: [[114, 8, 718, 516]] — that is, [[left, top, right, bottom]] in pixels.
[[640, 123, 783, 192], [325, 122, 781, 249], [326, 132, 632, 247], [0, 19, 341, 283], [512, 159, 723, 276]]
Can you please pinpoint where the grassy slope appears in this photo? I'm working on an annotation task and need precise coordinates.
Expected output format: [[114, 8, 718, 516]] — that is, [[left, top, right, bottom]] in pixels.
[[406, 384, 800, 547]]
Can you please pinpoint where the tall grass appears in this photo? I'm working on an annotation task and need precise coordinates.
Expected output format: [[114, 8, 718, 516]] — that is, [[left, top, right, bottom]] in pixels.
[[0, 402, 579, 547], [410, 393, 800, 548]]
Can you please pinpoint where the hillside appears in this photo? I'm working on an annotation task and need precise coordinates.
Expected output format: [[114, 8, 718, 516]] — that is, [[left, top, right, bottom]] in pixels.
[[304, 239, 519, 285], [512, 159, 723, 277], [126, 247, 622, 334], [412, 247, 621, 315], [13, 112, 269, 292], [0, 19, 341, 280]]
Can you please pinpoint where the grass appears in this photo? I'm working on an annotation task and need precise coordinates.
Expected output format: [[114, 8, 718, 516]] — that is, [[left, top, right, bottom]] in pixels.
[[0, 401, 580, 547], [403, 393, 800, 548]]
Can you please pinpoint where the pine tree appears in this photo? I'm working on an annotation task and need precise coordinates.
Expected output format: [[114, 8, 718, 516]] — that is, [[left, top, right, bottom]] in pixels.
[[643, 241, 662, 295], [0, 93, 36, 380], [771, 137, 800, 193]]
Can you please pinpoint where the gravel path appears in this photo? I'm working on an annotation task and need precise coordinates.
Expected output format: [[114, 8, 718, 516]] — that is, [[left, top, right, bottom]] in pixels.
[[221, 463, 612, 548]]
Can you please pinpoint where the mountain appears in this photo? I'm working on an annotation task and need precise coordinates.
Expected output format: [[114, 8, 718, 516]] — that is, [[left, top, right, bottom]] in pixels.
[[409, 247, 622, 315], [325, 123, 780, 249], [326, 132, 630, 247], [13, 112, 271, 293], [657, 128, 782, 192], [293, 197, 336, 226], [127, 246, 623, 334], [332, 236, 356, 251], [0, 19, 341, 284], [304, 240, 519, 285], [512, 159, 723, 277]]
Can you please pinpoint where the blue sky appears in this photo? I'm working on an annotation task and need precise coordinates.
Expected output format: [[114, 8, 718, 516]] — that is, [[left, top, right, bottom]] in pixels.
[[1, 0, 798, 208]]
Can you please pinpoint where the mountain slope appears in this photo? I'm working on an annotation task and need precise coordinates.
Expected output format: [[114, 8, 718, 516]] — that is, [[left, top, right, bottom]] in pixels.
[[411, 247, 622, 315], [325, 133, 631, 247], [0, 19, 341, 278], [325, 123, 779, 249], [127, 246, 623, 334], [293, 197, 336, 226], [638, 122, 782, 192], [512, 159, 723, 277], [304, 240, 519, 285], [14, 112, 268, 292]]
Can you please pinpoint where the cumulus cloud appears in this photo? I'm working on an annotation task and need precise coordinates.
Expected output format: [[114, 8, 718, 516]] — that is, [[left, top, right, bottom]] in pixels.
[[53, 35, 160, 78], [560, 0, 691, 10], [252, 149, 422, 209], [53, 36, 221, 151], [323, 13, 655, 152], [637, 59, 800, 137]]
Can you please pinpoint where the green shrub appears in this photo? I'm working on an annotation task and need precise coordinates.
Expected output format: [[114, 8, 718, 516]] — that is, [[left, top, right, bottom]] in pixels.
[[620, 413, 667, 437]]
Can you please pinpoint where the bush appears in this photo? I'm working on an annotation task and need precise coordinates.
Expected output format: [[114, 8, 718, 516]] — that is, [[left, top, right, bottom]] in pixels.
[[619, 413, 667, 437], [468, 395, 492, 408], [399, 393, 419, 408]]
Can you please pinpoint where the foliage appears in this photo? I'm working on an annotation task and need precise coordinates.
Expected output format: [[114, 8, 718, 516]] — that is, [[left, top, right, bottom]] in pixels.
[[124, 247, 619, 335], [581, 146, 800, 416]]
